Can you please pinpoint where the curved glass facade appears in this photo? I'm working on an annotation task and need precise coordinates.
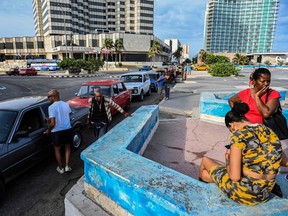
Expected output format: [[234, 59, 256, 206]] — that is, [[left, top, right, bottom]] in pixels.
[[204, 0, 280, 53]]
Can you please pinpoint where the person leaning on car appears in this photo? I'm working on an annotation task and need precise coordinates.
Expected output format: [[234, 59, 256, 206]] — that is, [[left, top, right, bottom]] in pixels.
[[45, 89, 73, 174], [87, 88, 130, 139]]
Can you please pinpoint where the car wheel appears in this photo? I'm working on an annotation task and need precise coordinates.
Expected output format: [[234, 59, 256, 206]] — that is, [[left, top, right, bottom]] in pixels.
[[139, 91, 144, 101], [0, 179, 5, 201], [71, 128, 82, 152], [124, 99, 131, 111], [146, 88, 151, 96]]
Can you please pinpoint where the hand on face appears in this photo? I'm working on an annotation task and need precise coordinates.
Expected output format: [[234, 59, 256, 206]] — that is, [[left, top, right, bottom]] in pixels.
[[255, 85, 270, 98]]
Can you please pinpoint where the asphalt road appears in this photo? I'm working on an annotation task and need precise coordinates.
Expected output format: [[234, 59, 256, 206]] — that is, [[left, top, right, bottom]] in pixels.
[[0, 69, 287, 215]]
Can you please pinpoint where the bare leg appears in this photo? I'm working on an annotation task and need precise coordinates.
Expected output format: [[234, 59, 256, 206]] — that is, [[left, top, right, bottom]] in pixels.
[[54, 147, 63, 168], [199, 156, 221, 183], [65, 143, 71, 166]]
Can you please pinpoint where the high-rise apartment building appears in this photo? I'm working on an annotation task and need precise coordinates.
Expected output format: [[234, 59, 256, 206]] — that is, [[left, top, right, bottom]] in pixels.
[[204, 0, 280, 53], [32, 0, 154, 37]]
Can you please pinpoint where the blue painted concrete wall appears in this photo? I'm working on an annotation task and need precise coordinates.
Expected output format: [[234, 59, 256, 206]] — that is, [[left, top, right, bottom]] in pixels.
[[200, 91, 288, 122], [81, 105, 288, 215]]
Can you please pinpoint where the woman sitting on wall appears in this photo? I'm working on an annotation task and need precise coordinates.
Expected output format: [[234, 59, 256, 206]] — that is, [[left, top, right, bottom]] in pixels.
[[199, 102, 288, 206]]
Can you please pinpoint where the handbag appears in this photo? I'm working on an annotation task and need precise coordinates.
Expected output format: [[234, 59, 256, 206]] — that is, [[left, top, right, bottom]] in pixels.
[[263, 91, 288, 140]]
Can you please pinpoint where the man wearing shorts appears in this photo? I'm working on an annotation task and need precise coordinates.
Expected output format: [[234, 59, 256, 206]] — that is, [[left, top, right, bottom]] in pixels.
[[45, 89, 72, 174]]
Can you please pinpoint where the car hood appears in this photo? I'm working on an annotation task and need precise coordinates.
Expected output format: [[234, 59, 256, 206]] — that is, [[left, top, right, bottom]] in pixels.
[[123, 82, 143, 89], [68, 97, 90, 107]]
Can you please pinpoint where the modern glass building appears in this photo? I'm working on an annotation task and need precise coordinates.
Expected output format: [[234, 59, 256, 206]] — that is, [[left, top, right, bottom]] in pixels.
[[32, 0, 154, 37], [204, 0, 280, 53]]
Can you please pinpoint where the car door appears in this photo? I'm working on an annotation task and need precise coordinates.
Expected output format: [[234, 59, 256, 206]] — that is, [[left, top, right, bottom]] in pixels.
[[111, 84, 122, 113], [6, 107, 49, 177]]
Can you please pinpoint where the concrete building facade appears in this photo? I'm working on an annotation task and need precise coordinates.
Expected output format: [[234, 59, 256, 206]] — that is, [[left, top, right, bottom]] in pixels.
[[164, 39, 181, 63], [204, 0, 280, 53], [0, 33, 170, 63], [32, 0, 154, 37]]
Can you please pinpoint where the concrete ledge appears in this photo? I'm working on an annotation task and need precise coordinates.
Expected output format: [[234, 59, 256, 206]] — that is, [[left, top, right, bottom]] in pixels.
[[78, 104, 288, 215], [64, 177, 111, 216]]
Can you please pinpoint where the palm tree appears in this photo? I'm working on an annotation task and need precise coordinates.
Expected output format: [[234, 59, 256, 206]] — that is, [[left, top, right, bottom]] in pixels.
[[102, 38, 114, 61], [172, 47, 183, 63], [233, 53, 248, 65], [114, 39, 125, 63], [198, 49, 208, 64], [148, 41, 161, 66]]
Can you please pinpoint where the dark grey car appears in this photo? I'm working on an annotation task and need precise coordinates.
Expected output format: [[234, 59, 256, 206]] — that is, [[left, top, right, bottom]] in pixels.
[[0, 96, 88, 198]]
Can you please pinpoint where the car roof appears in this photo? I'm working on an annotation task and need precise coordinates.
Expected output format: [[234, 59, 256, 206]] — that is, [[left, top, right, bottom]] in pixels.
[[147, 71, 158, 74], [82, 79, 122, 86], [0, 96, 48, 111], [121, 71, 148, 76]]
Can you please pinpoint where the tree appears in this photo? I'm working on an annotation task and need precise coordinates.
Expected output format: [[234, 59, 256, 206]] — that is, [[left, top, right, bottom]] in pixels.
[[209, 62, 239, 77], [198, 49, 208, 64], [114, 39, 125, 63], [148, 41, 161, 66], [232, 53, 248, 65], [172, 47, 183, 63], [264, 60, 272, 66], [102, 38, 114, 61], [205, 54, 230, 64]]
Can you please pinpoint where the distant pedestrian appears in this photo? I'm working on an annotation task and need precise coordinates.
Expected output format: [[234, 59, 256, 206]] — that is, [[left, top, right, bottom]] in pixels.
[[157, 71, 165, 101], [45, 89, 72, 174], [164, 68, 171, 100], [87, 88, 130, 139], [182, 63, 187, 81]]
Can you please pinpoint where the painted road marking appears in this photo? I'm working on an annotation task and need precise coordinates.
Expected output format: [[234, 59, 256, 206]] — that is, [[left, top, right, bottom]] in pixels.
[[0, 86, 6, 90]]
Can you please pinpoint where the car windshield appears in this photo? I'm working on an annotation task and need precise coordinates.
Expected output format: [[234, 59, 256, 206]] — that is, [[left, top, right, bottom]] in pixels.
[[77, 85, 111, 97], [0, 110, 17, 143], [121, 75, 142, 83], [149, 74, 157, 80]]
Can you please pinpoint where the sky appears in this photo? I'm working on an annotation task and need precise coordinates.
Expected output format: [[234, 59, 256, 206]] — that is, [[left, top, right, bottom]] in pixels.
[[0, 0, 287, 57]]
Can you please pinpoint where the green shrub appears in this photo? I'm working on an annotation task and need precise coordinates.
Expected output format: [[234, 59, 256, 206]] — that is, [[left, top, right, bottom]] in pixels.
[[58, 58, 104, 73], [116, 62, 123, 67], [209, 62, 239, 77]]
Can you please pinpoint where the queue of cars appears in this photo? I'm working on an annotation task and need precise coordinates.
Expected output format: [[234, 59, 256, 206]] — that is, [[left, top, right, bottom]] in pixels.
[[0, 68, 175, 199]]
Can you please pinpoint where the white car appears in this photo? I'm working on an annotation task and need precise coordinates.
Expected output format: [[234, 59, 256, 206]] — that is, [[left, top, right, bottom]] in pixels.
[[120, 72, 151, 101]]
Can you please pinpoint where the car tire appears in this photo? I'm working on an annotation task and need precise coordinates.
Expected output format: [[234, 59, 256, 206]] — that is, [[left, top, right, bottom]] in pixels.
[[0, 179, 5, 201], [124, 99, 131, 111], [146, 88, 151, 96], [139, 91, 144, 101], [71, 128, 82, 152]]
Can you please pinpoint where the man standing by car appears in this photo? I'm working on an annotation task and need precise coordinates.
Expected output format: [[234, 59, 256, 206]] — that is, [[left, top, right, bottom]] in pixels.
[[164, 68, 171, 100], [45, 89, 72, 174], [87, 88, 130, 139], [157, 71, 165, 101]]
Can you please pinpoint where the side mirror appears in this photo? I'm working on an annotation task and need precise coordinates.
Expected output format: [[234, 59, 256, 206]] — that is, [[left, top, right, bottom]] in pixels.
[[13, 130, 29, 141]]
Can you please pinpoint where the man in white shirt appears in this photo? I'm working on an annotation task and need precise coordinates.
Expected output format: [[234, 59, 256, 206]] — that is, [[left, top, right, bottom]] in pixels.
[[45, 89, 72, 174]]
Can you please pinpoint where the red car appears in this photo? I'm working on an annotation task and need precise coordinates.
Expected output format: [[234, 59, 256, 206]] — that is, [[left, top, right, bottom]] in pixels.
[[68, 80, 132, 115], [19, 68, 37, 76], [6, 68, 20, 76]]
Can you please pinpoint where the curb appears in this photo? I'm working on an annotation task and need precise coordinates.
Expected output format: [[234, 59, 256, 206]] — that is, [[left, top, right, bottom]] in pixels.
[[49, 74, 105, 78]]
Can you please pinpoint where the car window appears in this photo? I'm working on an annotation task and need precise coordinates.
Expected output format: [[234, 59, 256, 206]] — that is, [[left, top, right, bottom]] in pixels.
[[112, 84, 119, 96], [117, 83, 124, 92], [0, 110, 18, 143], [18, 108, 44, 133], [121, 75, 142, 83]]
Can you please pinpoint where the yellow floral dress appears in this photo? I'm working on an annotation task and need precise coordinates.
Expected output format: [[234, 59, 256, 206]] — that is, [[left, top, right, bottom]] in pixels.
[[209, 124, 282, 206]]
